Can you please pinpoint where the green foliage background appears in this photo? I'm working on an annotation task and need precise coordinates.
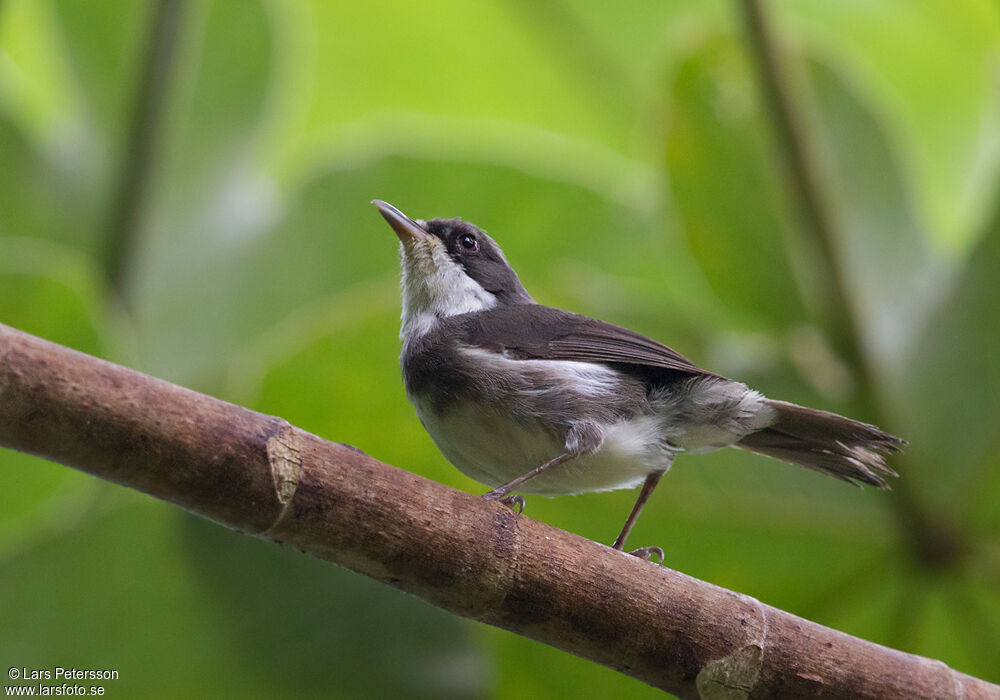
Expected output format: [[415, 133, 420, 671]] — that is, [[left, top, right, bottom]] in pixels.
[[1, 1, 999, 697]]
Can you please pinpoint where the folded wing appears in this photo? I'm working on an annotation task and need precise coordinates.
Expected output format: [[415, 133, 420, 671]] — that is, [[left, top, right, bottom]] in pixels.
[[456, 304, 714, 376]]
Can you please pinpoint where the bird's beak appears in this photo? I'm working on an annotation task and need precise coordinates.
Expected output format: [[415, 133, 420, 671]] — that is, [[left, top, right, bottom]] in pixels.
[[372, 200, 429, 243]]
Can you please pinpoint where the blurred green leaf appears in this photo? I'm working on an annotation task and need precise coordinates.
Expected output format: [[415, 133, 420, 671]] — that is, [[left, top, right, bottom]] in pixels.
[[0, 115, 55, 239], [895, 213, 1000, 509], [0, 238, 106, 352], [0, 0, 82, 143], [0, 497, 232, 698], [0, 113, 102, 254], [152, 0, 273, 215], [0, 451, 95, 559], [293, 0, 634, 158], [803, 59, 947, 373], [49, 0, 148, 146], [778, 0, 1000, 248], [533, 0, 727, 75], [664, 34, 806, 330], [968, 450, 1000, 531]]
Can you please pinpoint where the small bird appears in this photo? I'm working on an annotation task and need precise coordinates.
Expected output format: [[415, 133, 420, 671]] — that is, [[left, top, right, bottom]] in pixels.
[[372, 200, 904, 560]]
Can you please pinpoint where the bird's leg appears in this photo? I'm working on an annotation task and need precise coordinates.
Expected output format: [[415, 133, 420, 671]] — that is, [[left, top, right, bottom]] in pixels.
[[612, 471, 665, 561], [482, 452, 576, 503], [483, 423, 600, 512]]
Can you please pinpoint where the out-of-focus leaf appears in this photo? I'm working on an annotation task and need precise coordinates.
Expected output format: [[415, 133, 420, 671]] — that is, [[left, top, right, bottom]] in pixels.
[[151, 0, 273, 216], [0, 113, 101, 254], [915, 580, 1000, 679], [968, 450, 1000, 530], [246, 309, 424, 475], [0, 239, 105, 351], [961, 578, 1000, 670], [895, 216, 1000, 506], [535, 0, 726, 76], [0, 449, 89, 556], [290, 0, 635, 159], [25, 0, 148, 258], [0, 0, 75, 138], [803, 59, 947, 373], [779, 0, 1000, 248], [490, 624, 663, 700], [0, 497, 225, 697], [48, 0, 147, 146], [0, 115, 59, 239], [664, 35, 806, 330]]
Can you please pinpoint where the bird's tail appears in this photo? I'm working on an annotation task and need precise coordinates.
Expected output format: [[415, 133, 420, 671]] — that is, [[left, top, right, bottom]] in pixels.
[[736, 400, 904, 488]]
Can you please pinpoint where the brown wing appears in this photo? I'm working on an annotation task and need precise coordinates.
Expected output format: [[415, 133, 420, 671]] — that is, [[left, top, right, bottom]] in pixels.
[[454, 304, 715, 376]]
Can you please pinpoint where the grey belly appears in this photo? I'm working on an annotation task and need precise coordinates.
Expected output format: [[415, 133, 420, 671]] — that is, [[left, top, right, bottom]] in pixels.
[[413, 398, 673, 496]]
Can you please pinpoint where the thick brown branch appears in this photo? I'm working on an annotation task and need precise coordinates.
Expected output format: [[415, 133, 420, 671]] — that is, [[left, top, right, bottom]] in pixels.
[[0, 323, 996, 699]]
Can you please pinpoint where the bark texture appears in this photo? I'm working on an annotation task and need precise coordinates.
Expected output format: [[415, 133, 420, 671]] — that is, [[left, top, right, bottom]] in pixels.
[[0, 323, 996, 699]]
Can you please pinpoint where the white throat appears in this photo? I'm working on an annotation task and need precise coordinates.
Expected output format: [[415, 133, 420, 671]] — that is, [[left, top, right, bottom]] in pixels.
[[399, 240, 497, 339]]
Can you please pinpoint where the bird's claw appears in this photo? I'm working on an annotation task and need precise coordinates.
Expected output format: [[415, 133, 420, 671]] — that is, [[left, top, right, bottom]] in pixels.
[[500, 494, 525, 513], [628, 546, 664, 563], [482, 491, 525, 513]]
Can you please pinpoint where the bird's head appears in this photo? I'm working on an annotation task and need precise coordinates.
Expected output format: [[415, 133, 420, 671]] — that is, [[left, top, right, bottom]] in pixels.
[[372, 200, 533, 338]]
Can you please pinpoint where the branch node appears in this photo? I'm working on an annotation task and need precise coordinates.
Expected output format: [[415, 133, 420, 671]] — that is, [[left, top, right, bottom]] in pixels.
[[695, 592, 768, 699], [695, 644, 763, 700], [262, 421, 301, 534]]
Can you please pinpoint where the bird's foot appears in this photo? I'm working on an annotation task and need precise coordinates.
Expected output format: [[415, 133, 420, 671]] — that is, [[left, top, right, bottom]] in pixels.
[[628, 546, 664, 563], [500, 494, 525, 513], [482, 490, 525, 513]]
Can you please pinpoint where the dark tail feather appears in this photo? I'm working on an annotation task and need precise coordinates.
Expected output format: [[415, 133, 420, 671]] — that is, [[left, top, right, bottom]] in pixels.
[[736, 400, 905, 488]]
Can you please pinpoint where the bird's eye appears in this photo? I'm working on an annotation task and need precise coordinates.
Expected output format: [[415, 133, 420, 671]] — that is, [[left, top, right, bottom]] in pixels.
[[459, 234, 479, 251]]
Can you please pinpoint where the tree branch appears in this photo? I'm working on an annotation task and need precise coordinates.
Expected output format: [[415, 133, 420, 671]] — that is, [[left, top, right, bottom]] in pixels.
[[0, 323, 996, 699]]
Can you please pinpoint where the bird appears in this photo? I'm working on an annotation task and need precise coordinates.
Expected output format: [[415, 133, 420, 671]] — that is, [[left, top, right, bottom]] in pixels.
[[372, 199, 904, 560]]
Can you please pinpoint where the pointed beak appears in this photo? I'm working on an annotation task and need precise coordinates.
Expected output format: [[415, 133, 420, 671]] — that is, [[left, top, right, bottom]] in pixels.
[[372, 200, 429, 243]]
